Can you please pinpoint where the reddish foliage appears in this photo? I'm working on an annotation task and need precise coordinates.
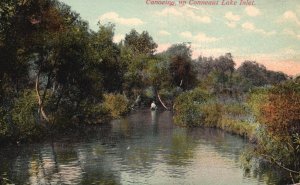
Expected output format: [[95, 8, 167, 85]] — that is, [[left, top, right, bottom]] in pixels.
[[261, 82, 300, 138]]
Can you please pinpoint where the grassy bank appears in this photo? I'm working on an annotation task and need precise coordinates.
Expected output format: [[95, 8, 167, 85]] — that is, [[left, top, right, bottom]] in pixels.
[[173, 81, 300, 182], [173, 88, 257, 139]]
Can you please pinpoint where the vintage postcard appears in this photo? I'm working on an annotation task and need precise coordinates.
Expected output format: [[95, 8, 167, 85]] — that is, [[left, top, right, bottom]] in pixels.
[[0, 0, 299, 184]]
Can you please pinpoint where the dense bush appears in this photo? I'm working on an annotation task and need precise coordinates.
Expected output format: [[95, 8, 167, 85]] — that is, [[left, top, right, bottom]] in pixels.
[[81, 101, 111, 124], [247, 88, 269, 121], [0, 108, 11, 141], [247, 82, 300, 179], [173, 88, 220, 127], [261, 82, 300, 138], [103, 93, 130, 119], [174, 88, 258, 138], [11, 90, 44, 141]]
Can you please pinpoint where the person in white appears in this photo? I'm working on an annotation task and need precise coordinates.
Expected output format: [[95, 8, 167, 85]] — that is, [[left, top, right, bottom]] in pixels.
[[150, 101, 157, 110]]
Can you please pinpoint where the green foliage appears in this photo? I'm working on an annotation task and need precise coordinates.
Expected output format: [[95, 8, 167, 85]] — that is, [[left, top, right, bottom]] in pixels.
[[0, 0, 294, 152], [173, 88, 217, 127], [144, 57, 171, 89], [237, 61, 287, 87], [195, 53, 236, 94], [11, 90, 43, 140], [0, 107, 11, 139], [103, 93, 130, 119], [123, 54, 149, 93], [174, 88, 257, 138], [219, 117, 257, 138], [92, 23, 124, 92], [164, 44, 197, 90], [222, 102, 248, 116], [81, 101, 111, 124], [124, 29, 157, 55], [200, 102, 222, 127], [247, 87, 269, 119], [219, 101, 257, 138]]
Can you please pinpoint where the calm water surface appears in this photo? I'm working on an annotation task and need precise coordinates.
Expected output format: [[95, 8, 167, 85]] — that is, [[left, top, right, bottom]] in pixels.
[[0, 110, 281, 185]]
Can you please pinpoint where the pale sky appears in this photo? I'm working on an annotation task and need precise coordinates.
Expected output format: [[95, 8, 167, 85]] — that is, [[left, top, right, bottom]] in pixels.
[[59, 0, 300, 76]]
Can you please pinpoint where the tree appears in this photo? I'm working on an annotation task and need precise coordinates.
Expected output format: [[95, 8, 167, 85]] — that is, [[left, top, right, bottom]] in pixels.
[[165, 43, 196, 90], [267, 71, 288, 85], [194, 53, 235, 95], [121, 30, 158, 99], [212, 53, 235, 89], [30, 1, 94, 122], [0, 0, 41, 103], [91, 23, 123, 92], [124, 29, 157, 55]]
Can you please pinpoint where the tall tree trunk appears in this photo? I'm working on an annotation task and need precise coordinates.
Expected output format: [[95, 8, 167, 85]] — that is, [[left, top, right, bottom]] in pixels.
[[179, 79, 183, 87], [157, 92, 169, 110], [35, 71, 49, 122]]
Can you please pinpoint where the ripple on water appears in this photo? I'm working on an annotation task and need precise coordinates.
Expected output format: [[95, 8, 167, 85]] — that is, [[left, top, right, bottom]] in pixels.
[[0, 111, 284, 185]]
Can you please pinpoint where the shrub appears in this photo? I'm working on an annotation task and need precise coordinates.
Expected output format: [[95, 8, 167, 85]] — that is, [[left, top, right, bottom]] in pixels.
[[174, 88, 256, 139], [200, 102, 222, 127], [247, 87, 269, 120], [173, 88, 220, 127], [261, 82, 300, 139], [0, 107, 12, 140], [11, 90, 44, 141], [222, 102, 248, 117], [103, 93, 130, 119], [247, 82, 300, 177], [81, 101, 111, 124]]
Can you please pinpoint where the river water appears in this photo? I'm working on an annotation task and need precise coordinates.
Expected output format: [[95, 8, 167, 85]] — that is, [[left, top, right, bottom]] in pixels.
[[0, 110, 282, 185]]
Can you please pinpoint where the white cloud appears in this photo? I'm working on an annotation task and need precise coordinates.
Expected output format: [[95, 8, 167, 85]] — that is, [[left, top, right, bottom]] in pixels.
[[245, 6, 261, 17], [156, 7, 182, 16], [113, 34, 124, 43], [185, 10, 211, 23], [282, 48, 297, 56], [179, 31, 219, 43], [194, 33, 218, 42], [242, 22, 255, 30], [99, 12, 143, 26], [226, 22, 237, 28], [242, 22, 276, 36], [225, 12, 240, 22], [156, 7, 211, 23], [158, 30, 171, 36], [278, 11, 300, 26], [180, 31, 193, 38], [282, 28, 300, 40], [224, 12, 240, 28]]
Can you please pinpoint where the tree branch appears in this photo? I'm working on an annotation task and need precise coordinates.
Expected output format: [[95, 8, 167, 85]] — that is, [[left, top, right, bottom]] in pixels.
[[35, 71, 49, 122], [261, 154, 300, 174], [157, 92, 169, 110]]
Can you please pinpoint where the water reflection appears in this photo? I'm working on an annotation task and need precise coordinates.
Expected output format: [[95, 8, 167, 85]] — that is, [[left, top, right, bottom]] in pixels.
[[0, 110, 284, 185]]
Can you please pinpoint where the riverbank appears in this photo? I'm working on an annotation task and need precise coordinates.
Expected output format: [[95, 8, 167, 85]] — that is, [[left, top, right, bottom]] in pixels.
[[173, 81, 300, 183], [173, 87, 257, 138]]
